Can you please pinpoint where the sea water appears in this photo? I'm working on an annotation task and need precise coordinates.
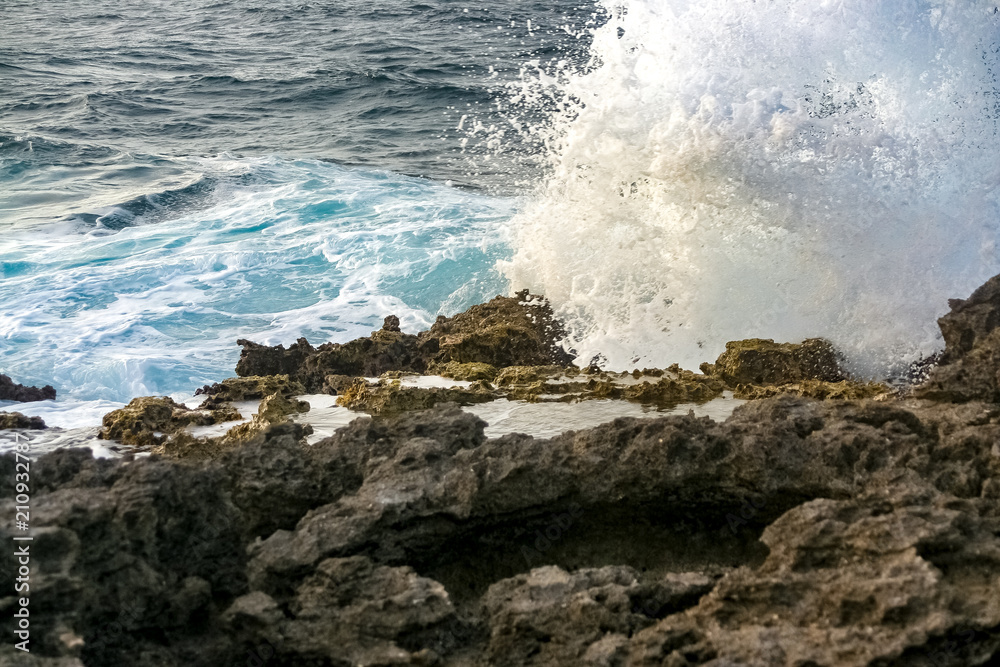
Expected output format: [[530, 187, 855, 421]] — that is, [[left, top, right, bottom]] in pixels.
[[2, 0, 999, 436]]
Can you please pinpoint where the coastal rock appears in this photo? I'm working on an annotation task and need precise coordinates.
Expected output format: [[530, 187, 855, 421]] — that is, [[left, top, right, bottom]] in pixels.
[[937, 273, 1000, 362], [916, 275, 1000, 403], [0, 411, 47, 429], [0, 373, 56, 402], [432, 361, 500, 382], [420, 290, 575, 368], [734, 379, 890, 401], [233, 291, 574, 392], [4, 395, 1000, 664], [226, 556, 456, 666], [99, 396, 242, 447], [0, 449, 246, 665], [11, 264, 1000, 666], [628, 483, 1000, 667], [193, 374, 306, 408], [707, 337, 844, 386], [335, 377, 495, 415]]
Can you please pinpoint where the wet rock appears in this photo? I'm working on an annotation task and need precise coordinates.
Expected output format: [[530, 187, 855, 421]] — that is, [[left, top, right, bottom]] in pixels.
[[233, 291, 574, 391], [99, 397, 242, 447], [156, 392, 311, 460], [937, 273, 1000, 363], [494, 365, 573, 386], [0, 411, 47, 429], [431, 361, 500, 382], [335, 378, 495, 415], [734, 379, 890, 401], [0, 373, 56, 402], [915, 275, 1000, 402], [708, 337, 845, 386], [423, 291, 575, 368], [194, 374, 306, 408], [7, 374, 1000, 665]]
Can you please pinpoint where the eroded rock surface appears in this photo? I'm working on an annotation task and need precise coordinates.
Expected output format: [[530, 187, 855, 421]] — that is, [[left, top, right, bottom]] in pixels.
[[6, 393, 999, 666], [0, 411, 47, 429], [916, 276, 1000, 403], [9, 275, 1000, 666], [234, 292, 575, 392], [0, 373, 56, 402]]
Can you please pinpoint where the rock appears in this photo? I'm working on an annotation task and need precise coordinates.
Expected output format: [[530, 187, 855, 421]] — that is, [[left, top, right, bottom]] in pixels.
[[99, 397, 242, 447], [628, 483, 1000, 667], [494, 365, 573, 386], [431, 361, 500, 382], [709, 337, 845, 386], [0, 411, 47, 429], [382, 314, 402, 332], [0, 451, 246, 665], [734, 379, 890, 400], [421, 291, 575, 368], [155, 392, 311, 460], [7, 316, 1000, 666], [233, 292, 575, 391], [937, 273, 1000, 363], [0, 373, 56, 402], [481, 565, 652, 666], [915, 274, 1000, 403], [229, 556, 457, 665], [193, 374, 306, 408], [335, 378, 495, 415]]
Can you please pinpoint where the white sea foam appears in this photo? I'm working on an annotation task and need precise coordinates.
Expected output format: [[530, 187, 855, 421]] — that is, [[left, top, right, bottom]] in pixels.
[[0, 157, 514, 402], [500, 0, 1000, 375]]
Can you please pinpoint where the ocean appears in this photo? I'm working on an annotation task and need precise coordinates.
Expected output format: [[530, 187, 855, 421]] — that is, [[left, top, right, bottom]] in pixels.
[[2, 0, 1000, 420]]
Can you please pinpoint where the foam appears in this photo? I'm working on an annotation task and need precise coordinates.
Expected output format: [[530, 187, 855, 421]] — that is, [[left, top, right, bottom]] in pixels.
[[0, 157, 514, 402], [500, 0, 1000, 376]]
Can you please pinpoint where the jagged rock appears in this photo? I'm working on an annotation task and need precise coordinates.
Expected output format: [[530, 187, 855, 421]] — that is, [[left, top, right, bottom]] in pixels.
[[627, 483, 1000, 667], [194, 374, 306, 408], [706, 337, 844, 386], [431, 361, 500, 382], [233, 292, 575, 392], [226, 556, 456, 665], [321, 373, 357, 395], [481, 565, 653, 666], [0, 450, 246, 665], [0, 411, 47, 429], [734, 379, 890, 401], [916, 275, 1000, 403], [99, 397, 242, 447], [336, 378, 495, 415], [6, 371, 1000, 665], [494, 365, 573, 386], [0, 373, 56, 402], [156, 392, 311, 460], [937, 273, 1000, 363]]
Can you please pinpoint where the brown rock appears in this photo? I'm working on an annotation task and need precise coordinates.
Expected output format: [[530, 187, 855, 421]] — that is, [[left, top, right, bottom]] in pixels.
[[0, 373, 56, 402], [710, 338, 845, 386], [0, 411, 47, 430]]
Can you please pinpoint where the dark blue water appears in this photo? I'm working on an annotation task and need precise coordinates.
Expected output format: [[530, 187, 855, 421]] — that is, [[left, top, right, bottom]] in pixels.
[[1, 0, 599, 225], [0, 0, 599, 408]]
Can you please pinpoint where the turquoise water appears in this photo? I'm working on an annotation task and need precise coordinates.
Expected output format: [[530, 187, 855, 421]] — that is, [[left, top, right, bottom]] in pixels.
[[0, 0, 595, 406], [3, 0, 1000, 416], [0, 157, 514, 402]]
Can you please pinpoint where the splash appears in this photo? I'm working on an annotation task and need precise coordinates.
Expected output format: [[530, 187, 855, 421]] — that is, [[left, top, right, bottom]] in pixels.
[[501, 0, 1000, 375]]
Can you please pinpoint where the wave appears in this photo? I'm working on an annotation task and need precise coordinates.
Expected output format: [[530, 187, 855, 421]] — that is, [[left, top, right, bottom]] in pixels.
[[0, 157, 514, 402], [500, 0, 1000, 376]]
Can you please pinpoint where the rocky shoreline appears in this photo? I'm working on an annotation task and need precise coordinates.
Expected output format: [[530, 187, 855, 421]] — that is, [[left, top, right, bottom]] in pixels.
[[2, 278, 999, 666]]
